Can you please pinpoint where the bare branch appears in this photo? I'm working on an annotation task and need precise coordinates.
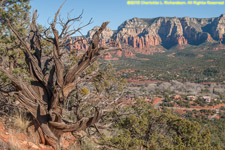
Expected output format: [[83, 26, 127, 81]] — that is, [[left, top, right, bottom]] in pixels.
[[50, 1, 67, 88], [29, 10, 42, 67], [64, 21, 109, 86], [6, 19, 48, 88], [41, 27, 54, 43], [51, 0, 66, 28], [59, 10, 84, 38], [64, 18, 93, 38], [49, 108, 102, 132]]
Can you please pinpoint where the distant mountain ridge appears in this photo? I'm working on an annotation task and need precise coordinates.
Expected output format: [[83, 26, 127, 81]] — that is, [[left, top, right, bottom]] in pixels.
[[68, 14, 225, 58]]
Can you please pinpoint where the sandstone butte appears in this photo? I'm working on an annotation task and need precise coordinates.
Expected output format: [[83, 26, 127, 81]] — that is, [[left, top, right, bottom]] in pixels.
[[67, 14, 225, 59]]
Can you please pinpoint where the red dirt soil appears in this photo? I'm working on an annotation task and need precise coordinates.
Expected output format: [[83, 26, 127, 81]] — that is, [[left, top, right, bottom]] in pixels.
[[0, 121, 53, 150], [0, 119, 77, 150]]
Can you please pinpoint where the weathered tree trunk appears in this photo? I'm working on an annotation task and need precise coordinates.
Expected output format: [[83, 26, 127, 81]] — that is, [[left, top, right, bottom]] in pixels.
[[0, 1, 117, 149], [28, 119, 61, 150]]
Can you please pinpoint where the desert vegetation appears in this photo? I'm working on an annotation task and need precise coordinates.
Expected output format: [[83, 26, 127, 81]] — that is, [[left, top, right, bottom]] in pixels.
[[116, 44, 225, 83], [0, 0, 225, 150]]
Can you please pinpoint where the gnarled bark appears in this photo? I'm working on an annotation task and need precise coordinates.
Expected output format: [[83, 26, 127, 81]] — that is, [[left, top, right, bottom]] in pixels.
[[0, 1, 121, 149]]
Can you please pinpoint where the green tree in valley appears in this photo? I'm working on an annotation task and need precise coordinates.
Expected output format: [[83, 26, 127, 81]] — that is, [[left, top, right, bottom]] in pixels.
[[101, 100, 219, 150]]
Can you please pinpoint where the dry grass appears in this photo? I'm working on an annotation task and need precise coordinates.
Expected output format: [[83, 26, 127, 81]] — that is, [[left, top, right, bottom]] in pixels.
[[8, 132, 20, 150], [80, 138, 99, 150], [13, 112, 30, 133]]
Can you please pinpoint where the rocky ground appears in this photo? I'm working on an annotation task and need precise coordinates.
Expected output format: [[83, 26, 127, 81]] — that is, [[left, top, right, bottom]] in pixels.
[[0, 117, 77, 150]]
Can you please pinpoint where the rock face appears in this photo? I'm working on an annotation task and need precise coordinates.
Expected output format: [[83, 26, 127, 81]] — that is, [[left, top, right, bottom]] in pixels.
[[87, 26, 114, 41], [124, 50, 135, 58], [68, 14, 225, 58]]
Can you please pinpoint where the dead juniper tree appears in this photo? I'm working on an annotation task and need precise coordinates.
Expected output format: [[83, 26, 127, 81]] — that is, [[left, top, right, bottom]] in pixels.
[[0, 2, 123, 149]]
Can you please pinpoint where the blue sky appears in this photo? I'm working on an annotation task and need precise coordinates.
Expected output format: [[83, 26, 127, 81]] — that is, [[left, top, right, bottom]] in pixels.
[[30, 0, 225, 35]]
